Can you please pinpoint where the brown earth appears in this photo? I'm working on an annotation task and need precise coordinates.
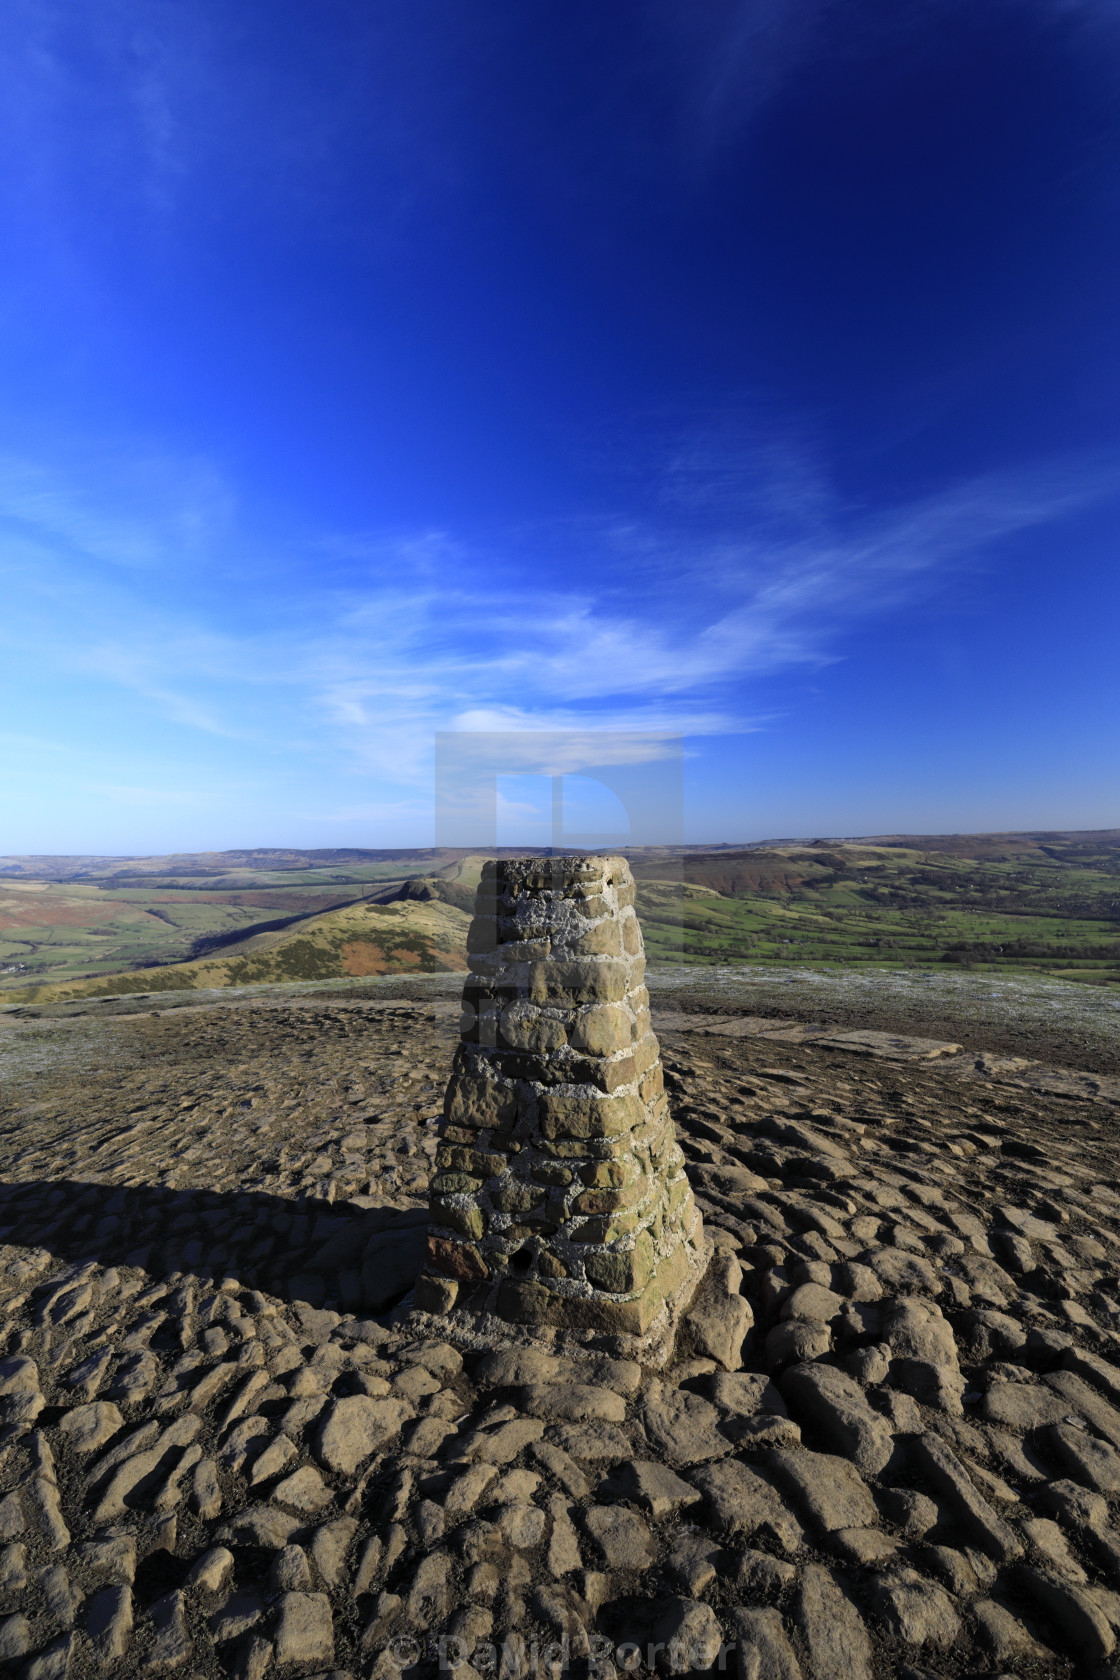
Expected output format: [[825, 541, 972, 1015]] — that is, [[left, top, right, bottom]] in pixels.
[[1, 984, 1120, 1676], [341, 946, 424, 977]]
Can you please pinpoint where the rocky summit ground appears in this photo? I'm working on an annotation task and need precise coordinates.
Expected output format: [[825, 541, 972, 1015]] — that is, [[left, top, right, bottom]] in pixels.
[[2, 978, 1120, 1680]]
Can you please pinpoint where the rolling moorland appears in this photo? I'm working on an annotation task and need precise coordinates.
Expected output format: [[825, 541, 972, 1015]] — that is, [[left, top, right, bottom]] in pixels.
[[1, 831, 1119, 1005], [633, 831, 1120, 983]]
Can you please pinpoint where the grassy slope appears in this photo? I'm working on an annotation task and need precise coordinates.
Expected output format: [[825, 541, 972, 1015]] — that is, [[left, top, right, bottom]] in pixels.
[[7, 897, 471, 1004], [0, 850, 507, 993], [0, 880, 390, 990], [635, 840, 1120, 981]]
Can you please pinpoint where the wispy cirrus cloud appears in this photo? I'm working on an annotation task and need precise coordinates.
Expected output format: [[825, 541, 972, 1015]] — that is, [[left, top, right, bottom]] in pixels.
[[0, 431, 1116, 799], [0, 448, 234, 572]]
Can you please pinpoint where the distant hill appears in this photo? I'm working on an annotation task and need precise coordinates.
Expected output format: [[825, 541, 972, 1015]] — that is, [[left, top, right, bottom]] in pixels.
[[633, 836, 1120, 983], [5, 830, 1118, 882], [857, 830, 1120, 862], [4, 830, 1119, 997], [0, 853, 495, 994], [0, 846, 487, 882], [9, 894, 471, 1004]]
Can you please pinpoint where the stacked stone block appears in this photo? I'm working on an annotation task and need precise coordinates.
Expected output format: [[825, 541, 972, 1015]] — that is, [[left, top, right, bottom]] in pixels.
[[414, 854, 707, 1341]]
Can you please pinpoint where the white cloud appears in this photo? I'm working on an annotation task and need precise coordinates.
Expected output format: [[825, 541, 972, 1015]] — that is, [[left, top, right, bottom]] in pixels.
[[0, 448, 232, 571], [443, 721, 687, 778], [1, 433, 1115, 807]]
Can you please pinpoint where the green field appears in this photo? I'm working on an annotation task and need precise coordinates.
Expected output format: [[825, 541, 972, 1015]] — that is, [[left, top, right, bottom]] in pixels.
[[634, 833, 1120, 982]]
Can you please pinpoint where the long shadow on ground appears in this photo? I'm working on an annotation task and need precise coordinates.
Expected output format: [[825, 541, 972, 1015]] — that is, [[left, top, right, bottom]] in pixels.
[[0, 1178, 427, 1316]]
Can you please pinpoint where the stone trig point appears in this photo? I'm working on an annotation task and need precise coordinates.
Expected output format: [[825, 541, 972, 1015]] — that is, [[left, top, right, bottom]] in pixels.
[[414, 854, 709, 1358]]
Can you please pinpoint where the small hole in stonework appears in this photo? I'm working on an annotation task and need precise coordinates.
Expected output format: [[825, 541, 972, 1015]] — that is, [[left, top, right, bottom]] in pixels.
[[509, 1247, 533, 1273]]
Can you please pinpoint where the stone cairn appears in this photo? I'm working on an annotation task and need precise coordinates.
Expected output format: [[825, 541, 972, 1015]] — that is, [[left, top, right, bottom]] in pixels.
[[414, 854, 708, 1356]]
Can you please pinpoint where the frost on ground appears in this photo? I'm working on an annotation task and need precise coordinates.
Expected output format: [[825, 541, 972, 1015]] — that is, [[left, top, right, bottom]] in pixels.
[[650, 962, 1120, 1076]]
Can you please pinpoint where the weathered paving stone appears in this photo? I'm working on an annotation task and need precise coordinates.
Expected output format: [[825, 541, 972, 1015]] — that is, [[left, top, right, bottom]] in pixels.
[[249, 1432, 297, 1483], [665, 1532, 725, 1595], [972, 1595, 1054, 1665], [316, 1394, 412, 1474], [218, 1504, 303, 1548], [1048, 1421, 1120, 1491], [796, 1564, 873, 1680], [871, 1567, 962, 1647], [780, 1362, 894, 1474], [641, 1385, 733, 1465], [443, 1463, 499, 1514], [1046, 1369, 1120, 1448], [1038, 1476, 1108, 1533], [498, 1501, 547, 1549], [210, 1589, 267, 1644], [1063, 1344, 1120, 1404], [26, 1632, 78, 1680], [765, 1320, 832, 1369], [546, 1420, 630, 1460], [473, 1347, 561, 1387], [1021, 1515, 1088, 1581], [6, 948, 1120, 1677], [273, 1591, 335, 1664], [685, 1252, 753, 1371], [41, 1562, 82, 1625], [185, 1545, 234, 1593], [405, 1551, 454, 1628], [830, 1525, 899, 1565], [25, 1473, 70, 1549], [57, 1400, 123, 1453], [520, 1382, 627, 1423], [545, 1495, 582, 1576], [982, 1378, 1070, 1431], [73, 1532, 136, 1584], [582, 1505, 655, 1569], [725, 1607, 802, 1680], [689, 1459, 803, 1550], [0, 1542, 28, 1590], [1018, 1563, 1116, 1661], [148, 1589, 192, 1668], [461, 1415, 546, 1462], [0, 1613, 32, 1663], [191, 1455, 222, 1519], [0, 1489, 23, 1539], [598, 1459, 702, 1520], [782, 1282, 845, 1324], [708, 1370, 787, 1419], [530, 1439, 589, 1497], [737, 1549, 800, 1596], [649, 1599, 724, 1675], [84, 1584, 133, 1663], [910, 1431, 1023, 1561], [273, 1464, 334, 1513], [92, 1414, 202, 1521], [767, 1447, 878, 1535], [310, 1516, 358, 1586]]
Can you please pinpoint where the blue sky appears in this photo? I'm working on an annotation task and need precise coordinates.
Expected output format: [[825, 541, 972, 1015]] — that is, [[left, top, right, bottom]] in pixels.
[[2, 0, 1119, 853]]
